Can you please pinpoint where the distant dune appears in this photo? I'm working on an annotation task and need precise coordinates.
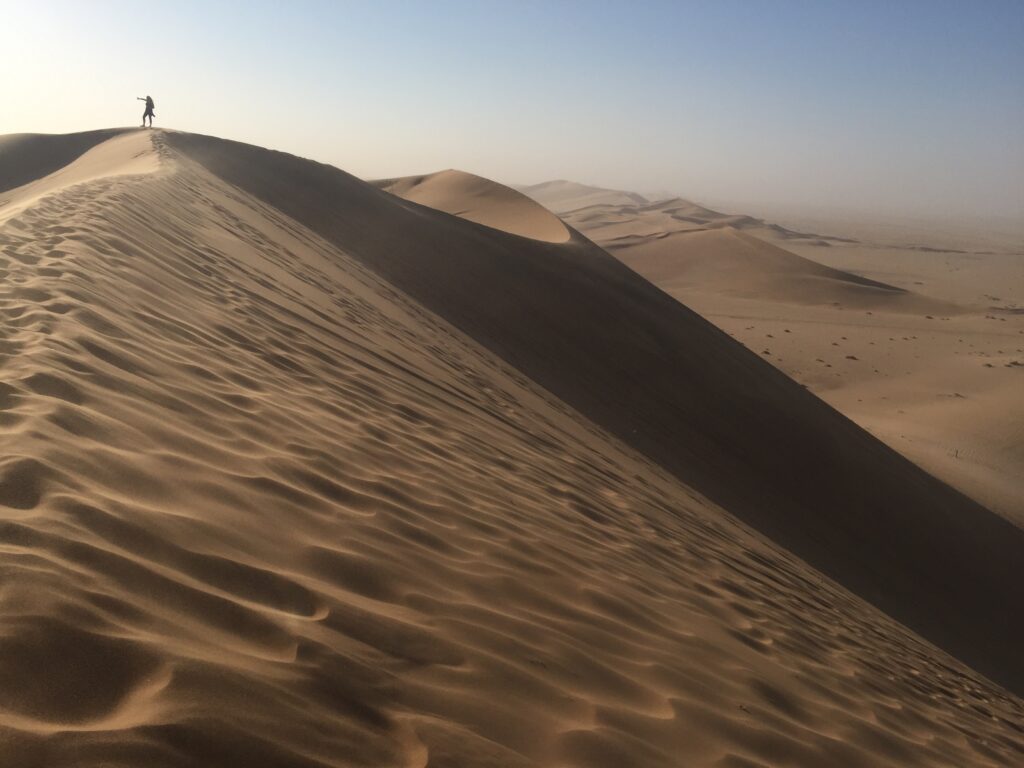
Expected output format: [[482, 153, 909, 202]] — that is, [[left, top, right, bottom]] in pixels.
[[493, 179, 950, 310], [374, 169, 570, 242], [517, 179, 651, 211], [0, 129, 1020, 766], [520, 180, 858, 246], [615, 226, 960, 312]]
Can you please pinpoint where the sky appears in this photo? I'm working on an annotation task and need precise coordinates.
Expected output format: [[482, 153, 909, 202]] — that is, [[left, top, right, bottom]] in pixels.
[[2, 1, 1022, 219]]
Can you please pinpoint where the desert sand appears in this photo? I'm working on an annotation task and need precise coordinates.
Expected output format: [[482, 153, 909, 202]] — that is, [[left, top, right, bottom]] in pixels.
[[520, 182, 1024, 525], [0, 130, 1021, 767]]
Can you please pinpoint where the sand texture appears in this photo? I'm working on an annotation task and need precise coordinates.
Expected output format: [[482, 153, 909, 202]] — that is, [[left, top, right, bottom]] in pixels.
[[0, 130, 1021, 766]]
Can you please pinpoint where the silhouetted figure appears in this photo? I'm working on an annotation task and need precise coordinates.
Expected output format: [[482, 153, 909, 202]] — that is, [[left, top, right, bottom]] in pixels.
[[137, 95, 155, 128]]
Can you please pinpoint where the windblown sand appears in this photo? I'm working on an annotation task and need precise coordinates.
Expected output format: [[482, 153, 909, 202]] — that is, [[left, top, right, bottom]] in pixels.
[[0, 132, 1021, 767]]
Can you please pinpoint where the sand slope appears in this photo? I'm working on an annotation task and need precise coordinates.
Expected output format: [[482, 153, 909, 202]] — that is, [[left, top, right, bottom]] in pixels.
[[374, 170, 570, 243], [0, 130, 1021, 766]]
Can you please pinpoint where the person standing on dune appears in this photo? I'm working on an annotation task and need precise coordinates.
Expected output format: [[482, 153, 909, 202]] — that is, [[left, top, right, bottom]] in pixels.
[[137, 95, 155, 128]]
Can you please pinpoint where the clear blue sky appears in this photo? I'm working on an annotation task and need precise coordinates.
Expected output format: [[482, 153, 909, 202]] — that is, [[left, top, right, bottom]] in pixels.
[[4, 1, 1022, 218]]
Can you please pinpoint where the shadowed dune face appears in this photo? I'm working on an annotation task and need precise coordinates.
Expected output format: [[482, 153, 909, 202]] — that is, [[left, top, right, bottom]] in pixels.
[[374, 169, 571, 243], [0, 130, 1021, 766]]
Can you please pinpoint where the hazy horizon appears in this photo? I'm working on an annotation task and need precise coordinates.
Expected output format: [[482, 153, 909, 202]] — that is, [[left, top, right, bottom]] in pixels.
[[4, 1, 1022, 219]]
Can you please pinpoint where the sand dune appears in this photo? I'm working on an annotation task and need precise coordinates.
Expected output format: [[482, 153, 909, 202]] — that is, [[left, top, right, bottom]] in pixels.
[[518, 180, 841, 246], [0, 129, 1021, 766], [613, 227, 959, 311], [374, 170, 569, 243], [517, 179, 650, 211]]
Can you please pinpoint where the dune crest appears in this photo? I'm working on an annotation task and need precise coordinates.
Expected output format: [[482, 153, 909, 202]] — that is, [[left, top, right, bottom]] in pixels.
[[0, 129, 1020, 766]]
